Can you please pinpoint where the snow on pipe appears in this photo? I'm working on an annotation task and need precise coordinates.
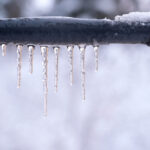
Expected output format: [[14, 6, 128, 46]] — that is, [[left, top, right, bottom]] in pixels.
[[0, 16, 150, 45]]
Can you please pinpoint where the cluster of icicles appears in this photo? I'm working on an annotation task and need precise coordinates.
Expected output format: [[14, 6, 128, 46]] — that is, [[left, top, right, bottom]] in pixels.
[[2, 44, 99, 116]]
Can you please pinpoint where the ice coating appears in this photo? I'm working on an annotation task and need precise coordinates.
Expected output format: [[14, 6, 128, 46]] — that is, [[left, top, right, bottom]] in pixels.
[[67, 45, 74, 86], [28, 45, 34, 74], [53, 46, 60, 93], [17, 45, 22, 88], [93, 45, 99, 72], [41, 46, 48, 116], [79, 45, 86, 101], [2, 44, 7, 56]]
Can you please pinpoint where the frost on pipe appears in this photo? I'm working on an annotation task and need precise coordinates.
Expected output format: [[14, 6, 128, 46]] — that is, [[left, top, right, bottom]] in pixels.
[[0, 16, 150, 45]]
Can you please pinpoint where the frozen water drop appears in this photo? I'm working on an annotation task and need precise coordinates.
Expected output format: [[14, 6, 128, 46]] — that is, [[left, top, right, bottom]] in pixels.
[[67, 45, 74, 86], [2, 44, 7, 56], [17, 45, 23, 88], [41, 46, 48, 116], [28, 45, 35, 74], [93, 45, 99, 72], [79, 45, 86, 101], [53, 46, 60, 93]]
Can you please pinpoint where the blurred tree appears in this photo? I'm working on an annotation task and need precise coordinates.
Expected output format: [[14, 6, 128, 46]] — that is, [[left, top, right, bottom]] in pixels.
[[47, 0, 142, 19], [2, 0, 30, 18], [1, 0, 150, 19], [4, 0, 21, 18]]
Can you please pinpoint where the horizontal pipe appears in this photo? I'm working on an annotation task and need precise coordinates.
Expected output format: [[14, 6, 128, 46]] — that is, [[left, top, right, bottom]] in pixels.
[[0, 17, 150, 45]]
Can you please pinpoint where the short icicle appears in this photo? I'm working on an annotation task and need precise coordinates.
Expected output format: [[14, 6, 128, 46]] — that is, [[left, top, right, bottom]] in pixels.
[[93, 45, 99, 72], [2, 44, 7, 56], [53, 46, 60, 93], [41, 46, 48, 116], [28, 45, 35, 74], [17, 45, 23, 88], [79, 45, 86, 101], [67, 45, 74, 86]]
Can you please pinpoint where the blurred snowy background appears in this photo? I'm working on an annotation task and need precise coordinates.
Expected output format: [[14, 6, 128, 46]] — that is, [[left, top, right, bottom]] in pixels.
[[0, 0, 150, 150]]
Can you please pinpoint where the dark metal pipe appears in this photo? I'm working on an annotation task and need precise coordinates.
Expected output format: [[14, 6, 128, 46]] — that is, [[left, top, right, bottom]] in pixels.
[[0, 17, 150, 45]]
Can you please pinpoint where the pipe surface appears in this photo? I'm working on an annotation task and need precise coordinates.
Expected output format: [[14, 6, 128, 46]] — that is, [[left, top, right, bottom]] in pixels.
[[0, 17, 150, 45]]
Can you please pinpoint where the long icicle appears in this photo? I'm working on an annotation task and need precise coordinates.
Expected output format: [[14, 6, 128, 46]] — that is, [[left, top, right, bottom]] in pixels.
[[79, 45, 86, 101], [28, 45, 35, 74], [2, 44, 7, 56], [67, 45, 74, 86], [41, 46, 48, 116], [93, 45, 99, 72], [17, 45, 23, 88], [53, 46, 60, 93]]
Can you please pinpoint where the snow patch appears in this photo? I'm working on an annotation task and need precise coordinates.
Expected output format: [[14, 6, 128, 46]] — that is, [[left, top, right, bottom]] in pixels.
[[115, 12, 150, 22]]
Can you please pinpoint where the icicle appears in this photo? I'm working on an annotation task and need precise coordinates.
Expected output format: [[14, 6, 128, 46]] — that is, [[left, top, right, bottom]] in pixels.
[[28, 45, 35, 74], [79, 45, 86, 101], [67, 45, 74, 86], [53, 46, 60, 93], [93, 45, 99, 72], [17, 45, 23, 88], [41, 46, 48, 116], [2, 44, 7, 56]]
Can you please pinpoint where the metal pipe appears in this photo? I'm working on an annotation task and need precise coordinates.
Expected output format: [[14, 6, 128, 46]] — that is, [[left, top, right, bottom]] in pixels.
[[0, 17, 150, 45]]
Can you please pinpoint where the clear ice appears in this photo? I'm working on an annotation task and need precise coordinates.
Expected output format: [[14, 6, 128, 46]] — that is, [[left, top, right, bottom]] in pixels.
[[2, 44, 7, 56], [28, 45, 34, 74], [79, 45, 86, 101], [93, 45, 99, 72], [17, 45, 23, 88], [41, 46, 48, 116], [53, 46, 60, 93], [67, 45, 74, 86]]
